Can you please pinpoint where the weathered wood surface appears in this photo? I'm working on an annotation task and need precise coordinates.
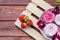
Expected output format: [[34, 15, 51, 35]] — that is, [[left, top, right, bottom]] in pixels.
[[0, 0, 59, 40]]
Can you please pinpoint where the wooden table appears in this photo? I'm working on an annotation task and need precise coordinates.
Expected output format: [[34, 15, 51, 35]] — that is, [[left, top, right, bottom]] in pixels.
[[0, 0, 58, 40]]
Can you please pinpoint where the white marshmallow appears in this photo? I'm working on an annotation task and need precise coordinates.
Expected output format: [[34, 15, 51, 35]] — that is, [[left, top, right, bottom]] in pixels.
[[55, 14, 60, 25], [44, 23, 58, 37]]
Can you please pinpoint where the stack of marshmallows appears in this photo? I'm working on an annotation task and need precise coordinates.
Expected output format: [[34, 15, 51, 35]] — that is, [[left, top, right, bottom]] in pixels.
[[37, 6, 60, 40]]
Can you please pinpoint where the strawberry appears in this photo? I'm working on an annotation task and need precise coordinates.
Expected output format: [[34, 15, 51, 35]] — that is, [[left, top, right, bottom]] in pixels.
[[21, 23, 27, 28], [27, 19, 33, 26], [19, 14, 26, 22], [19, 14, 29, 23]]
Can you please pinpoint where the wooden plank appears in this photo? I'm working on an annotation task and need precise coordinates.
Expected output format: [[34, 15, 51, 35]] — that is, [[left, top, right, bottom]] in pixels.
[[45, 0, 55, 3], [0, 6, 26, 20], [0, 37, 34, 40], [0, 0, 57, 6], [26, 3, 43, 18], [15, 10, 47, 40], [0, 0, 30, 6], [20, 37, 34, 40], [15, 19, 46, 40], [31, 0, 54, 10], [26, 2, 50, 39], [0, 37, 19, 40], [0, 21, 18, 30], [0, 30, 28, 36], [0, 21, 31, 36], [0, 21, 29, 36], [26, 3, 42, 29]]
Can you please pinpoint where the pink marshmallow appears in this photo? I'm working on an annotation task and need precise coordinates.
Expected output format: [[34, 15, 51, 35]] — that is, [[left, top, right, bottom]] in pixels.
[[42, 11, 55, 23]]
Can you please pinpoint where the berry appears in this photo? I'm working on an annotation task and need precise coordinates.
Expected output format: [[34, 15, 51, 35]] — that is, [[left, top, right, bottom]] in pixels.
[[37, 20, 45, 29], [27, 19, 33, 26], [21, 23, 27, 28], [19, 14, 26, 22], [19, 14, 29, 23]]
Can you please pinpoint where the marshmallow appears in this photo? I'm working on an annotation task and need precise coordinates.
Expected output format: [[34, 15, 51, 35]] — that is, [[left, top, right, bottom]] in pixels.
[[57, 27, 60, 36], [55, 14, 60, 25], [42, 11, 55, 23], [44, 23, 58, 37]]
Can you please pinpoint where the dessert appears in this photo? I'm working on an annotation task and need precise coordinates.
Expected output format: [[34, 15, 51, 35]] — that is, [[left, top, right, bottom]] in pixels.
[[44, 23, 58, 37], [57, 27, 60, 36], [42, 11, 55, 23], [55, 14, 60, 25], [37, 6, 60, 40]]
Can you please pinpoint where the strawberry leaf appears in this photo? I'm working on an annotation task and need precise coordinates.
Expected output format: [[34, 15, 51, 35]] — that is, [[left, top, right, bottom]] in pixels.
[[24, 16, 29, 22]]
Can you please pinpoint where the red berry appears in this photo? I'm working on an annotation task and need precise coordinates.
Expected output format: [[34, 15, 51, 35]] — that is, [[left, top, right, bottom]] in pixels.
[[21, 23, 27, 28], [19, 14, 26, 22], [37, 20, 45, 29], [27, 19, 33, 26]]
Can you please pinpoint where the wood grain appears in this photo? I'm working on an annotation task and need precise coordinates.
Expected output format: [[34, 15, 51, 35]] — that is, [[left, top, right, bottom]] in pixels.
[[0, 21, 30, 36], [0, 37, 19, 40], [0, 21, 18, 30], [0, 6, 26, 20], [0, 0, 31, 6], [45, 0, 56, 3], [0, 0, 58, 6], [0, 37, 34, 40], [20, 37, 34, 40], [0, 30, 28, 36]]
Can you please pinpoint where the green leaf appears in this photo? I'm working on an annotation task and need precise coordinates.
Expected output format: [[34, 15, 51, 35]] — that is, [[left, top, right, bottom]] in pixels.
[[24, 16, 29, 21], [24, 16, 29, 24]]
